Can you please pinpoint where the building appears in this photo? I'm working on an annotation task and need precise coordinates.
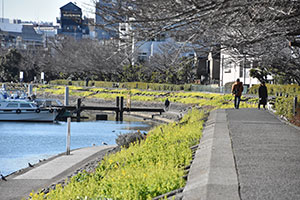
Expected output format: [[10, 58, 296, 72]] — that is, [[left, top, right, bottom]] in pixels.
[[219, 48, 260, 87], [207, 46, 220, 84], [34, 24, 58, 38], [57, 2, 90, 39], [0, 19, 44, 50], [95, 0, 118, 40]]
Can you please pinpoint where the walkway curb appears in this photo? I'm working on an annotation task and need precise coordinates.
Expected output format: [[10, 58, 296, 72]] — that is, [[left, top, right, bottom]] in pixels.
[[182, 109, 240, 200]]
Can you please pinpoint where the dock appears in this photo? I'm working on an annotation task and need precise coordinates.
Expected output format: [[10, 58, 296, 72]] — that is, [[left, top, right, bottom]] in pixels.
[[55, 97, 165, 122]]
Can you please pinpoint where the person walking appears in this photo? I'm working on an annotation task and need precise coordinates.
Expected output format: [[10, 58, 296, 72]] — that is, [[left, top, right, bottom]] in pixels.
[[164, 98, 170, 111], [231, 78, 244, 109], [258, 81, 268, 109]]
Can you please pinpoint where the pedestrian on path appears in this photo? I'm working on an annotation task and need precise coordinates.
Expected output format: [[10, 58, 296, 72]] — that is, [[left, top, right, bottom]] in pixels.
[[164, 98, 170, 111], [231, 78, 243, 109], [258, 81, 268, 109]]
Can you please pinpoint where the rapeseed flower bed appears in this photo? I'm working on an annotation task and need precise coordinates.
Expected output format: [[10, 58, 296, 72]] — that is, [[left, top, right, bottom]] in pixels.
[[37, 86, 256, 109], [30, 109, 205, 200]]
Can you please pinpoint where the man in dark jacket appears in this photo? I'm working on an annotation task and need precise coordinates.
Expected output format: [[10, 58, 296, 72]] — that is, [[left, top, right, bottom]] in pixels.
[[164, 98, 170, 111], [258, 81, 268, 109], [231, 78, 244, 109]]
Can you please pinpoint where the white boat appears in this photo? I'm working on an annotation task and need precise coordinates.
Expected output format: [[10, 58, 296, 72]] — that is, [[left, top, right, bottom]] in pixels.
[[0, 99, 59, 122]]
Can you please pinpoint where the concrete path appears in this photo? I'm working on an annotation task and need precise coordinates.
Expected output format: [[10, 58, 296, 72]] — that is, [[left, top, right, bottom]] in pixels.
[[0, 145, 116, 200], [183, 108, 300, 200], [227, 109, 300, 200]]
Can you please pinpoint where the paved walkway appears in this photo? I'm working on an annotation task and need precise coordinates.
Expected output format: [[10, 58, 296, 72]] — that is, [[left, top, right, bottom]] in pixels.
[[0, 145, 116, 200], [183, 108, 300, 200]]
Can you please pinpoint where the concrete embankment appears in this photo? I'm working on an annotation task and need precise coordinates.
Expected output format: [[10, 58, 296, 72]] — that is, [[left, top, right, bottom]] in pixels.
[[0, 146, 116, 200], [182, 109, 239, 200]]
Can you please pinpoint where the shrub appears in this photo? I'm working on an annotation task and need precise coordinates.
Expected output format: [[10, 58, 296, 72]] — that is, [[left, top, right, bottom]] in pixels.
[[249, 84, 300, 96], [49, 80, 190, 92], [274, 95, 299, 119], [116, 131, 146, 148]]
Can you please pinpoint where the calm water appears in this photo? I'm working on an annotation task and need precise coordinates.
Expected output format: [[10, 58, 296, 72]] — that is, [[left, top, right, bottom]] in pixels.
[[0, 120, 149, 176]]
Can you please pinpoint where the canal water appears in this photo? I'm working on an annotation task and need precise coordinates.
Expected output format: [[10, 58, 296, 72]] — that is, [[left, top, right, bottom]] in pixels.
[[0, 120, 150, 176]]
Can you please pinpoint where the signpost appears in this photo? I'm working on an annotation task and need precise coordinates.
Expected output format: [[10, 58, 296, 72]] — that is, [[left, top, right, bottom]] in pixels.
[[19, 71, 23, 83], [41, 72, 45, 83]]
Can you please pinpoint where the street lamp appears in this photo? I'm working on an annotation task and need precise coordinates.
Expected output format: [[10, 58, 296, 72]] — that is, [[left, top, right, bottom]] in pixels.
[[243, 54, 246, 84]]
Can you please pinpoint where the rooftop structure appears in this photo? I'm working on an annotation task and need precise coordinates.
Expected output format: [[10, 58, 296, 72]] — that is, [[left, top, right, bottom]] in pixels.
[[0, 20, 43, 50], [57, 2, 90, 39]]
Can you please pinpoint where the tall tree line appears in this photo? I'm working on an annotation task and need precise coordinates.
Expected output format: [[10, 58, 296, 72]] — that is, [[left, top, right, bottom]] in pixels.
[[0, 36, 195, 84]]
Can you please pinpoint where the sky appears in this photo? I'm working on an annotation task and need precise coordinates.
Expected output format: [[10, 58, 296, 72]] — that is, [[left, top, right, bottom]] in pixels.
[[1, 0, 94, 24]]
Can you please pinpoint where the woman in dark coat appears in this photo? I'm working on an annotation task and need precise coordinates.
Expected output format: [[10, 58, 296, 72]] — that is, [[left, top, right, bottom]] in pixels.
[[258, 81, 268, 109]]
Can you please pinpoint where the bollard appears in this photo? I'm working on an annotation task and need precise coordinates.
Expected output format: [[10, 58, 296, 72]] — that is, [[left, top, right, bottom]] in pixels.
[[66, 117, 71, 155], [76, 98, 82, 122], [293, 96, 298, 115], [28, 84, 33, 96], [120, 97, 124, 121], [64, 87, 69, 106], [116, 97, 120, 121]]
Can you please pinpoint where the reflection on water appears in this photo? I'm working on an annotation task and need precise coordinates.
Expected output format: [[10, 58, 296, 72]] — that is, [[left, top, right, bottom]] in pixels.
[[0, 120, 149, 176]]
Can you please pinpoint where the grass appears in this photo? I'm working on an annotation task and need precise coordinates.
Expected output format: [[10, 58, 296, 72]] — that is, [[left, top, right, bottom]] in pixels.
[[36, 86, 257, 110]]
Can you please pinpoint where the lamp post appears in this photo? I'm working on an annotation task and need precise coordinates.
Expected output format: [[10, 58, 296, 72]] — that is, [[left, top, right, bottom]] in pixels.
[[243, 55, 246, 84]]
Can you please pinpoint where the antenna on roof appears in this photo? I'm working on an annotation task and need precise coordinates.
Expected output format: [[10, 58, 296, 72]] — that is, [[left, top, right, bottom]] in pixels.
[[2, 0, 4, 23]]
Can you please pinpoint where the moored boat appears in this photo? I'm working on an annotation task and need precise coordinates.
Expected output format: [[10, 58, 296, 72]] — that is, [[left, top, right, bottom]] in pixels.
[[0, 99, 59, 122]]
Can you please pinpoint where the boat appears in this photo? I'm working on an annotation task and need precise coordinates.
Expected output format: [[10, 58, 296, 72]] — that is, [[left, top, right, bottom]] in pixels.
[[0, 99, 59, 122], [0, 88, 61, 122]]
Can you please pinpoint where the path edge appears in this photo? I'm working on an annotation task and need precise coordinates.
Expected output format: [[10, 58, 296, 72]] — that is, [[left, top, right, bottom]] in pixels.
[[182, 109, 240, 200]]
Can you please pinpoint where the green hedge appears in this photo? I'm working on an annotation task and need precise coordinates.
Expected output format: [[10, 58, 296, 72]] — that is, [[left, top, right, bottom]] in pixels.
[[249, 84, 300, 120], [49, 80, 192, 92], [248, 84, 300, 96], [274, 95, 300, 119]]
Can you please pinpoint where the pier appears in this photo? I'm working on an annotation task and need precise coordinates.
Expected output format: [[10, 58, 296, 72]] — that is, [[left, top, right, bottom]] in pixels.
[[56, 97, 165, 122]]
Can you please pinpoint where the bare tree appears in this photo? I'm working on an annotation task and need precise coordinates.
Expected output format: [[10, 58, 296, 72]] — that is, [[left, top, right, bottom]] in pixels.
[[94, 0, 299, 43], [93, 0, 300, 83], [47, 36, 130, 80]]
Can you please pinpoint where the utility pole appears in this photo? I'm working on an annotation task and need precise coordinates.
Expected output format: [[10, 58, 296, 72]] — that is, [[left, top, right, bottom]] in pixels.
[[243, 55, 246, 84], [2, 0, 4, 22]]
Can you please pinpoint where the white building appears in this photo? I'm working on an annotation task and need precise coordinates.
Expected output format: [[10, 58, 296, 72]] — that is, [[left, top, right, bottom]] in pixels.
[[219, 48, 260, 87], [135, 37, 198, 64]]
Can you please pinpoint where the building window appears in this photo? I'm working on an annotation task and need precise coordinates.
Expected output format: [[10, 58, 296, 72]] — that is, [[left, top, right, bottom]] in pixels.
[[239, 62, 243, 78], [120, 24, 126, 31], [224, 68, 231, 73], [252, 60, 259, 68], [138, 52, 148, 63]]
